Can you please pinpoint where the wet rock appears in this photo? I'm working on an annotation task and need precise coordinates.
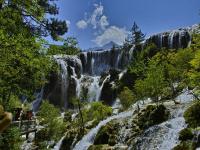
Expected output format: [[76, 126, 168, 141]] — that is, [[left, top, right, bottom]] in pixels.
[[136, 104, 170, 129], [184, 101, 200, 128], [60, 129, 78, 150], [100, 80, 117, 105], [88, 144, 113, 150], [173, 141, 197, 150], [94, 122, 119, 146], [179, 128, 194, 141]]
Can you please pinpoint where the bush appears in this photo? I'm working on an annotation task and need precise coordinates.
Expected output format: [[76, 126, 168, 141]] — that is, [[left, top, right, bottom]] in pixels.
[[119, 87, 135, 109], [179, 128, 194, 141], [184, 101, 200, 128], [0, 126, 22, 150], [36, 101, 65, 145], [84, 102, 112, 123]]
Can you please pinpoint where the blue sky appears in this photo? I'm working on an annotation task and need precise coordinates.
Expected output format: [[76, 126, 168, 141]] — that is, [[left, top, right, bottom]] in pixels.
[[50, 0, 200, 49]]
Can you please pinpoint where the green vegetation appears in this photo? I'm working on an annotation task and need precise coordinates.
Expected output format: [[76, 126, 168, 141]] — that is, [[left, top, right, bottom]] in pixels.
[[184, 101, 200, 128], [123, 21, 145, 49], [85, 102, 112, 122], [94, 121, 118, 146], [135, 104, 170, 129], [0, 126, 22, 150], [119, 87, 136, 109], [36, 101, 65, 148], [173, 141, 197, 150], [119, 32, 200, 109], [178, 128, 194, 141], [47, 37, 80, 55]]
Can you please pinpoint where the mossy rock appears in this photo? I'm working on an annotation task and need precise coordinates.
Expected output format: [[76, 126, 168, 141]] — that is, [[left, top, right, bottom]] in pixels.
[[173, 141, 197, 150], [148, 104, 170, 125], [94, 122, 118, 146], [179, 128, 194, 141], [64, 111, 72, 122], [136, 104, 170, 129], [88, 144, 112, 150], [35, 128, 50, 143], [60, 129, 78, 150], [184, 101, 200, 128]]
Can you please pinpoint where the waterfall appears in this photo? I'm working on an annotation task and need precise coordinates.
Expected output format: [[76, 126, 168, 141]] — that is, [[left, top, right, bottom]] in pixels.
[[97, 74, 111, 101], [32, 88, 44, 112], [73, 110, 133, 150], [54, 56, 69, 108], [168, 31, 175, 49], [87, 76, 101, 102], [46, 26, 196, 109], [80, 47, 133, 75], [70, 66, 81, 98]]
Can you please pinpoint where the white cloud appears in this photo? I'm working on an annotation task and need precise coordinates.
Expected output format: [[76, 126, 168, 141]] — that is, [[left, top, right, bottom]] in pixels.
[[93, 26, 128, 46], [76, 20, 88, 29], [76, 3, 108, 31], [66, 20, 71, 27], [90, 3, 103, 29], [100, 15, 109, 30]]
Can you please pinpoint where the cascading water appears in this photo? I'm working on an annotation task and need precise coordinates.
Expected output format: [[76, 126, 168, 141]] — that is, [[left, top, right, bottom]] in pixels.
[[73, 111, 133, 150], [70, 66, 81, 98], [86, 76, 101, 102], [53, 136, 65, 150], [50, 26, 198, 150], [32, 88, 44, 112], [54, 56, 69, 108], [129, 90, 194, 150], [73, 99, 152, 150]]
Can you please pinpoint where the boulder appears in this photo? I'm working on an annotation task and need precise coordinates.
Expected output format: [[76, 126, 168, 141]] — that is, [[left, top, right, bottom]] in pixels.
[[136, 104, 170, 129], [179, 128, 194, 141], [94, 122, 118, 146]]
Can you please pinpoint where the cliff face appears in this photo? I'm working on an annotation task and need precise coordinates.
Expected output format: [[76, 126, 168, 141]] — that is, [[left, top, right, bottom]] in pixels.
[[43, 25, 198, 109]]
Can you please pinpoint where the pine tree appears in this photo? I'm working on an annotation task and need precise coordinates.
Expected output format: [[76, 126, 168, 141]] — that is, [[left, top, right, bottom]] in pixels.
[[124, 22, 145, 48]]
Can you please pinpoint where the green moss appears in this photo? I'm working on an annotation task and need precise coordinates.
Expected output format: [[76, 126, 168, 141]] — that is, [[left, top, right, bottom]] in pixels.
[[173, 141, 197, 150], [94, 122, 118, 146], [179, 128, 194, 141], [136, 104, 170, 129], [184, 101, 200, 128], [88, 145, 109, 150]]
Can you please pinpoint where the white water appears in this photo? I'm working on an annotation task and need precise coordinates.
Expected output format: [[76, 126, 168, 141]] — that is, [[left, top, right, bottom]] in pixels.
[[129, 90, 194, 150], [54, 57, 69, 108], [53, 136, 65, 150], [73, 110, 133, 150], [32, 88, 44, 112], [70, 66, 81, 98], [168, 31, 175, 49], [73, 99, 152, 150], [87, 76, 101, 102], [97, 74, 111, 101]]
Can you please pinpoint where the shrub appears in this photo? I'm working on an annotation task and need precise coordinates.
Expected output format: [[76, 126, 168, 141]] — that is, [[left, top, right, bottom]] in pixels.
[[84, 102, 112, 123], [0, 126, 22, 150], [119, 86, 135, 109]]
